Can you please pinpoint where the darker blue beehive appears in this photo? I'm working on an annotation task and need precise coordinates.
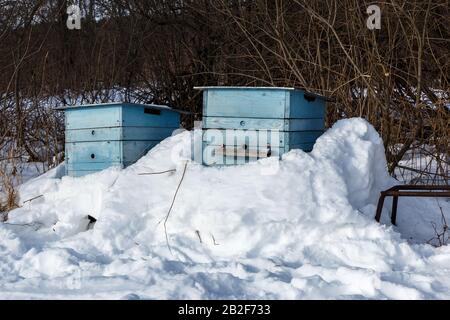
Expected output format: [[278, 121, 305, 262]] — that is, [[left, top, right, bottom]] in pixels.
[[60, 102, 180, 177]]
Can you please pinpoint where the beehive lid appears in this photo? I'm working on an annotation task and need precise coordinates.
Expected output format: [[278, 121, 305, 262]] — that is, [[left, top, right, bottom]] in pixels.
[[194, 86, 332, 101], [54, 102, 186, 112]]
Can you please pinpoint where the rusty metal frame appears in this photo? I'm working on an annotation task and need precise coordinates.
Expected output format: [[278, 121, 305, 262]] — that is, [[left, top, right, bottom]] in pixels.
[[374, 185, 450, 225]]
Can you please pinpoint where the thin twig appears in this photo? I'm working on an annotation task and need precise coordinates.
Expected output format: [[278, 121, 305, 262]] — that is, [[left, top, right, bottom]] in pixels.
[[164, 162, 188, 254], [3, 221, 43, 230], [211, 233, 219, 246], [138, 169, 176, 176], [195, 230, 202, 243], [427, 198, 449, 247], [22, 194, 43, 204]]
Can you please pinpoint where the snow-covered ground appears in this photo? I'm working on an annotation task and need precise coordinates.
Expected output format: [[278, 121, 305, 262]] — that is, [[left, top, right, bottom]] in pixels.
[[0, 118, 449, 299]]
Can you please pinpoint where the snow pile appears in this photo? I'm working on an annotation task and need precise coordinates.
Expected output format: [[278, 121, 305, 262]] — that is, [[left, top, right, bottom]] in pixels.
[[1, 118, 449, 299]]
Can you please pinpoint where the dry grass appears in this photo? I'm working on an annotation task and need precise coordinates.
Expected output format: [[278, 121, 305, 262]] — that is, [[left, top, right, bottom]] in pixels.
[[427, 200, 449, 247], [0, 151, 20, 221]]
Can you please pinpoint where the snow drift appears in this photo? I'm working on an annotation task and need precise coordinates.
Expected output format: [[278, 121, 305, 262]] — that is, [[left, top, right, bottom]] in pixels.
[[1, 118, 449, 299]]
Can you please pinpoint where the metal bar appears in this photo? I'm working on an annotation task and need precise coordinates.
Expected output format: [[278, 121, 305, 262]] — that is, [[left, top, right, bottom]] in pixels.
[[391, 196, 399, 226], [375, 184, 450, 225], [385, 185, 450, 192], [375, 194, 386, 222], [383, 191, 450, 197]]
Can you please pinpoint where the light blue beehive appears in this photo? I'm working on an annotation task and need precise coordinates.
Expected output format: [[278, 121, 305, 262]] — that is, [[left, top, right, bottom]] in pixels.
[[59, 102, 180, 177], [196, 87, 327, 165]]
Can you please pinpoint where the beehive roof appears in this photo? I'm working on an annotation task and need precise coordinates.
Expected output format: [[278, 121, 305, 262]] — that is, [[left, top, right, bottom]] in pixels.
[[54, 102, 184, 112], [194, 86, 331, 101]]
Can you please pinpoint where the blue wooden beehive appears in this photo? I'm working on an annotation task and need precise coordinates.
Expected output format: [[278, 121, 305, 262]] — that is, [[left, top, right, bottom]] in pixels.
[[196, 87, 327, 165], [60, 102, 180, 177]]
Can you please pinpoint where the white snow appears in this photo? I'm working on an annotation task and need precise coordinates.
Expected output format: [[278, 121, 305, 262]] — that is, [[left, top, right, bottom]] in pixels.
[[0, 118, 449, 299]]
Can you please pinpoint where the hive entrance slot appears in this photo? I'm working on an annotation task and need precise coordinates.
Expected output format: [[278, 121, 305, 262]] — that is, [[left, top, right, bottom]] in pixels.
[[90, 154, 95, 159], [304, 93, 316, 102], [144, 107, 161, 116], [216, 145, 270, 158]]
